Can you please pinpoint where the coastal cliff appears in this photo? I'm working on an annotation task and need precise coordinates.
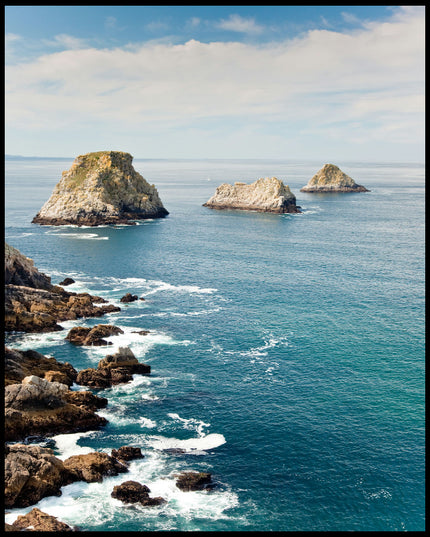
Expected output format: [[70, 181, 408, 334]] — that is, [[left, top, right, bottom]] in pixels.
[[32, 151, 168, 226], [300, 164, 369, 192], [203, 177, 301, 213]]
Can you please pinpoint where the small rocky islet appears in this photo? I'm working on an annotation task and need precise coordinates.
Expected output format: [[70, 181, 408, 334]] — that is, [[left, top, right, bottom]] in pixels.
[[5, 155, 369, 531], [32, 150, 168, 226]]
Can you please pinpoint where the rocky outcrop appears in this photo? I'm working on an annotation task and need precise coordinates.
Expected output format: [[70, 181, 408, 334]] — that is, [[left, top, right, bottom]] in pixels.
[[5, 444, 69, 508], [203, 177, 301, 213], [63, 452, 128, 483], [111, 446, 144, 463], [32, 151, 168, 226], [76, 347, 150, 389], [5, 242, 53, 290], [111, 480, 166, 506], [59, 277, 75, 286], [300, 164, 369, 192], [120, 292, 139, 303], [175, 471, 213, 491], [7, 508, 75, 532], [65, 324, 124, 346], [4, 376, 107, 441], [5, 347, 77, 387]]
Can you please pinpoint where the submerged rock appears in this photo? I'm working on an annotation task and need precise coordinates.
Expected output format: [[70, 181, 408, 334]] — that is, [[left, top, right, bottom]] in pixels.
[[300, 164, 369, 192], [111, 480, 165, 506], [32, 151, 168, 226], [203, 177, 301, 213], [175, 471, 213, 491]]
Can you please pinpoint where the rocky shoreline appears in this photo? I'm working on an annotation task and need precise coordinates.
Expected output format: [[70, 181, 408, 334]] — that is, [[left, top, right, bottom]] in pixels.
[[4, 244, 216, 531]]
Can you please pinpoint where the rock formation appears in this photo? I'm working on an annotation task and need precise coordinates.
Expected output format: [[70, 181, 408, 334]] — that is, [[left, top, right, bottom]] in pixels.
[[32, 151, 168, 226], [203, 177, 301, 213], [5, 243, 121, 333], [175, 471, 213, 491], [4, 375, 107, 441], [65, 324, 124, 346], [76, 347, 150, 389], [6, 508, 75, 532], [111, 446, 144, 463], [63, 452, 128, 483], [111, 480, 166, 506], [300, 164, 369, 192]]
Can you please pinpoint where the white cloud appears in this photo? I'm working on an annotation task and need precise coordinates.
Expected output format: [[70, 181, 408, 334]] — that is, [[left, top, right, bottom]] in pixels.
[[43, 34, 90, 50], [105, 16, 117, 29], [5, 7, 424, 159], [216, 14, 264, 34]]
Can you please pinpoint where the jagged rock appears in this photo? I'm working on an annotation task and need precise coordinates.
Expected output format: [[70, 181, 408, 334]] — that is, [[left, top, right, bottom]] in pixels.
[[120, 292, 138, 303], [59, 277, 75, 286], [76, 347, 150, 389], [5, 242, 53, 290], [65, 324, 124, 346], [4, 244, 121, 333], [175, 471, 213, 491], [203, 177, 301, 213], [32, 151, 168, 226], [63, 452, 128, 483], [111, 480, 165, 506], [4, 444, 69, 508], [111, 446, 144, 463], [4, 347, 77, 387], [64, 389, 108, 411], [4, 376, 107, 442], [8, 507, 75, 532], [300, 164, 370, 192]]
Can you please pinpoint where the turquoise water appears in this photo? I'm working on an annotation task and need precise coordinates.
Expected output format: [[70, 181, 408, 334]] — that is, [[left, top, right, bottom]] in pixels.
[[4, 158, 425, 531]]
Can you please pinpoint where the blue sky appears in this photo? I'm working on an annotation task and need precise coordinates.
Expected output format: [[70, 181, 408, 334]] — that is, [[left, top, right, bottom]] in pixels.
[[5, 5, 425, 161]]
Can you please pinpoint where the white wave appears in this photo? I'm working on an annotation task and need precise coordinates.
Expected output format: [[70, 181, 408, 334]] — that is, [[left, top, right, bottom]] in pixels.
[[146, 433, 226, 454], [52, 431, 96, 460], [167, 413, 210, 437], [139, 417, 157, 428]]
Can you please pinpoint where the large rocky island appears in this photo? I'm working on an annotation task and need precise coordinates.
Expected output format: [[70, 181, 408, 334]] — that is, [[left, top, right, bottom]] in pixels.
[[32, 151, 168, 226], [300, 164, 369, 193], [203, 177, 301, 213]]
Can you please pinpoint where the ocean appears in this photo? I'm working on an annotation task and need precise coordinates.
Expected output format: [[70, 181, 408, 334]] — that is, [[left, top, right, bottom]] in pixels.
[[4, 157, 425, 531]]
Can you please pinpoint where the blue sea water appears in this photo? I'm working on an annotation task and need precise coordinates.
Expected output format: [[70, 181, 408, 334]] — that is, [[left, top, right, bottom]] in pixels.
[[4, 158, 425, 532]]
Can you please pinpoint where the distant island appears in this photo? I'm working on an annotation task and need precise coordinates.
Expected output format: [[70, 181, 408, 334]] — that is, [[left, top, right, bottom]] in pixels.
[[32, 151, 168, 226], [300, 164, 369, 193], [203, 177, 301, 213]]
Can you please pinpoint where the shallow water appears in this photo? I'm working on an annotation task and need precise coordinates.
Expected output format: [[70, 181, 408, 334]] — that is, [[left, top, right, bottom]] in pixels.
[[4, 158, 425, 531]]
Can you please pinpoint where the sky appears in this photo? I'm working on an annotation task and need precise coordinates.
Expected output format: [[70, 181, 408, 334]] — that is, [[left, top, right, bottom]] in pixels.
[[4, 5, 425, 162]]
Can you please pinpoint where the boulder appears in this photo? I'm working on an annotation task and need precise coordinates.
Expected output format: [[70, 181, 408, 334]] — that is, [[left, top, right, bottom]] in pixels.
[[32, 151, 168, 226], [300, 164, 370, 192], [65, 324, 124, 346], [111, 446, 144, 463], [8, 507, 75, 532], [111, 480, 165, 506], [175, 471, 213, 491], [120, 292, 138, 303], [63, 452, 128, 483], [203, 177, 301, 213], [59, 277, 75, 286]]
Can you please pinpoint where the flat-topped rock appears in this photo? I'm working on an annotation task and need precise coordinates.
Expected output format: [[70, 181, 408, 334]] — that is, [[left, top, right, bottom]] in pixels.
[[300, 164, 369, 192], [203, 177, 301, 213], [32, 151, 168, 226]]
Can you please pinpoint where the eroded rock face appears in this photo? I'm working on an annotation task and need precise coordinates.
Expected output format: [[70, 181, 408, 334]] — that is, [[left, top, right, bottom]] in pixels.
[[8, 507, 75, 532], [111, 446, 144, 463], [300, 164, 370, 192], [4, 444, 69, 508], [203, 177, 301, 213], [32, 151, 168, 226], [5, 242, 53, 290], [5, 347, 77, 387]]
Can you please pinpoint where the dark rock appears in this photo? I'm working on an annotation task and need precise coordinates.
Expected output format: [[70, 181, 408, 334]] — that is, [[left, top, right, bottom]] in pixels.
[[65, 324, 124, 346], [175, 471, 213, 491], [59, 277, 75, 286], [120, 293, 138, 303], [111, 480, 165, 506], [111, 446, 144, 463]]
